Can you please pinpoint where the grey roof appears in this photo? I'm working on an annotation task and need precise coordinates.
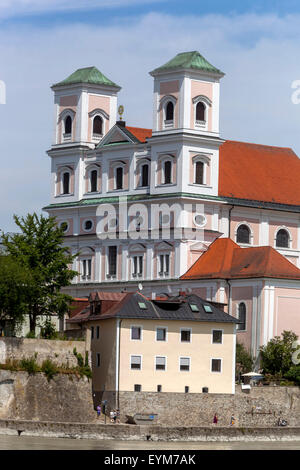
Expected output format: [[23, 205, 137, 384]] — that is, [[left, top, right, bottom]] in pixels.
[[71, 292, 239, 324]]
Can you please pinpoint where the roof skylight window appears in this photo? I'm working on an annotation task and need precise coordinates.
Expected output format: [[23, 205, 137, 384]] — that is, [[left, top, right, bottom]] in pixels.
[[189, 303, 200, 312], [138, 302, 147, 310], [203, 305, 213, 313]]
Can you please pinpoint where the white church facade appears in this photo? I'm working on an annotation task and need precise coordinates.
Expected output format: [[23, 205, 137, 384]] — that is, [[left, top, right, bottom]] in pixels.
[[44, 51, 300, 358]]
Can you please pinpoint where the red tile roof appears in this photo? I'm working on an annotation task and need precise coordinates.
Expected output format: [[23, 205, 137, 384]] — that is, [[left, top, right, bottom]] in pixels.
[[219, 140, 300, 206], [126, 126, 152, 143], [181, 238, 300, 280]]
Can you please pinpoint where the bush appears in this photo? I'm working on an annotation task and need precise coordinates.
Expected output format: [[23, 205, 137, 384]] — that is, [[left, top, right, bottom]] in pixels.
[[41, 359, 58, 381], [25, 331, 36, 339], [260, 330, 298, 376], [236, 342, 253, 379], [73, 347, 92, 379], [285, 365, 300, 385], [20, 356, 39, 374], [40, 317, 59, 340]]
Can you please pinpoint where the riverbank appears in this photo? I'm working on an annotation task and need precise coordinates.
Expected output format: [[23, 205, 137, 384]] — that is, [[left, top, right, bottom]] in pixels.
[[0, 419, 300, 442]]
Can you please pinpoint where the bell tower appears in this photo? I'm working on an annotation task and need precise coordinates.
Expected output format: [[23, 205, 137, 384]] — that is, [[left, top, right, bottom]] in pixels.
[[150, 51, 224, 137], [51, 66, 121, 148]]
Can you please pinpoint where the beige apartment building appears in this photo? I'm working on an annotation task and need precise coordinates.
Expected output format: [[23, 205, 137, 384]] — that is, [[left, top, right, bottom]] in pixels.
[[68, 292, 239, 409]]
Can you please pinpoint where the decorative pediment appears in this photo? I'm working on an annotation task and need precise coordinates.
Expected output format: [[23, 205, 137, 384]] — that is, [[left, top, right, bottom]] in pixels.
[[96, 124, 135, 148], [156, 241, 173, 251]]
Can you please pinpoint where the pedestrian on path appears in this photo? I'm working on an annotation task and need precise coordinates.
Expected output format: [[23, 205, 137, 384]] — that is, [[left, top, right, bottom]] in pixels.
[[213, 413, 218, 424], [96, 405, 101, 419], [230, 414, 235, 426]]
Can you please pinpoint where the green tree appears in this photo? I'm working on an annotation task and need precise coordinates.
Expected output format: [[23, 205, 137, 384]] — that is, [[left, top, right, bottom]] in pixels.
[[236, 342, 253, 379], [0, 255, 29, 334], [260, 330, 298, 376], [1, 213, 78, 334]]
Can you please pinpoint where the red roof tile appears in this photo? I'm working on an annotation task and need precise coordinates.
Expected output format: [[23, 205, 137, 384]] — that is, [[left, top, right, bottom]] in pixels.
[[126, 126, 152, 143], [181, 238, 300, 280], [219, 140, 300, 206]]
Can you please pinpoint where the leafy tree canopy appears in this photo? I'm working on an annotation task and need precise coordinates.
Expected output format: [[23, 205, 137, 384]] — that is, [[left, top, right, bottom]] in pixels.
[[236, 342, 253, 376], [260, 330, 299, 376], [1, 213, 78, 334]]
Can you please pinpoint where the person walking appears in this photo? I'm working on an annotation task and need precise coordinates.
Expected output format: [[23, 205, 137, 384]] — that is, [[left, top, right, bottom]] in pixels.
[[96, 404, 101, 419], [230, 414, 235, 426], [213, 413, 218, 424]]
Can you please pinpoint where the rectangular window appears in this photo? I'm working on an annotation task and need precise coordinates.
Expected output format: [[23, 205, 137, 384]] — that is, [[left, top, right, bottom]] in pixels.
[[157, 385, 162, 392], [96, 326, 100, 339], [180, 357, 190, 371], [185, 386, 189, 393], [141, 164, 149, 187], [108, 246, 117, 276], [156, 327, 167, 342], [155, 356, 166, 371], [131, 326, 141, 341], [81, 259, 91, 280], [116, 167, 123, 190], [212, 330, 222, 344], [96, 353, 100, 367], [159, 254, 170, 277], [211, 359, 222, 373], [181, 329, 191, 343], [195, 161, 204, 185], [134, 384, 141, 392], [131, 355, 142, 370], [133, 256, 143, 277], [91, 326, 94, 339]]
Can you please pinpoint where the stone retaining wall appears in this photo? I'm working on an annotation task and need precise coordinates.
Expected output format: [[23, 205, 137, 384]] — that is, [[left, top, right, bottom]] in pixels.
[[0, 337, 86, 367], [0, 419, 299, 442]]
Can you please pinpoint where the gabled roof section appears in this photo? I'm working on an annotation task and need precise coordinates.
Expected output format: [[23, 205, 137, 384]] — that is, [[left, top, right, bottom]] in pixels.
[[219, 140, 300, 206], [150, 51, 224, 77], [52, 66, 120, 89], [96, 124, 152, 148], [181, 238, 300, 281]]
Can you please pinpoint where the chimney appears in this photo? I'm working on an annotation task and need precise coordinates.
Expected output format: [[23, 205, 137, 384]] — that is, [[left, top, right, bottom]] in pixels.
[[117, 120, 126, 127], [151, 292, 156, 300]]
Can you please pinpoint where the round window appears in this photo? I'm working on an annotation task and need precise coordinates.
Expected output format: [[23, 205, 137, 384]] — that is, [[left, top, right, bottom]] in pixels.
[[194, 214, 206, 227], [84, 220, 93, 231], [60, 221, 69, 232]]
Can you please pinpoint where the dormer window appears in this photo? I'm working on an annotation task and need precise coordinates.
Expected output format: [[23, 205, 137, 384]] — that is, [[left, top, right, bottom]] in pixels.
[[93, 116, 103, 137], [62, 172, 70, 195]]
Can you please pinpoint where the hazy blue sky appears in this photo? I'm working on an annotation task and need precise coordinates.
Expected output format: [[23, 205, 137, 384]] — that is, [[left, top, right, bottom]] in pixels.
[[1, 0, 300, 231]]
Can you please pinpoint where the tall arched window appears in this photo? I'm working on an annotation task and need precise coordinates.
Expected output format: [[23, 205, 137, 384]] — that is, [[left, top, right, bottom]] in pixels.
[[141, 164, 149, 187], [93, 116, 103, 136], [276, 229, 290, 248], [62, 172, 70, 195], [90, 170, 98, 193], [196, 102, 205, 122], [236, 224, 250, 244], [165, 101, 174, 121], [164, 160, 172, 184], [195, 161, 204, 184], [116, 167, 123, 190], [64, 116, 72, 135], [237, 302, 246, 331]]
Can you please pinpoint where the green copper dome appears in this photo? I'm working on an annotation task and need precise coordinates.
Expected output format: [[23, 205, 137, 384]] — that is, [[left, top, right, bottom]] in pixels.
[[53, 66, 120, 88], [150, 51, 224, 76]]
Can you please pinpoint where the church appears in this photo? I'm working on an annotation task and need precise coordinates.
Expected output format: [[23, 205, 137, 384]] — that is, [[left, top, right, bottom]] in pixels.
[[43, 51, 300, 358]]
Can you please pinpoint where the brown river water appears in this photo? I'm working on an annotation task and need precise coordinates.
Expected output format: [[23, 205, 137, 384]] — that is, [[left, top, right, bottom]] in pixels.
[[0, 434, 299, 450]]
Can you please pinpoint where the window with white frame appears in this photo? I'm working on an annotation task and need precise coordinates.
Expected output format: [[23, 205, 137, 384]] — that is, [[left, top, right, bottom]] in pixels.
[[180, 328, 191, 343], [211, 358, 222, 373], [132, 255, 143, 277], [163, 160, 172, 184], [81, 258, 92, 280], [90, 169, 98, 193], [164, 101, 174, 127], [155, 356, 166, 371], [62, 171, 70, 195], [196, 101, 205, 122], [193, 95, 211, 129], [115, 166, 123, 190], [236, 224, 251, 244], [131, 326, 142, 341], [276, 228, 290, 248], [156, 327, 167, 341], [64, 115, 72, 140], [194, 161, 204, 185], [130, 355, 142, 370], [212, 330, 223, 344], [158, 253, 170, 277], [93, 115, 103, 137], [180, 357, 190, 371], [140, 163, 149, 187]]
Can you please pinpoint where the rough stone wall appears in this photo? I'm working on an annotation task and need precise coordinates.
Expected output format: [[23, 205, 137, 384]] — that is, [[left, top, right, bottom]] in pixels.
[[0, 370, 96, 423], [116, 386, 300, 427], [0, 337, 86, 367]]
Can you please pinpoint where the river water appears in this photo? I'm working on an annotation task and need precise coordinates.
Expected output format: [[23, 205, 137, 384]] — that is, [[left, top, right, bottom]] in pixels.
[[0, 434, 299, 450]]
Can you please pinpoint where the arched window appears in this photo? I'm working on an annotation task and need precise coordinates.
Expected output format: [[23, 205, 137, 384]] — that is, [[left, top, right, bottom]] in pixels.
[[236, 224, 250, 244], [90, 170, 98, 193], [93, 116, 103, 136], [195, 161, 204, 185], [276, 229, 290, 248], [116, 167, 123, 190], [141, 164, 149, 187], [237, 302, 246, 331], [196, 102, 205, 122], [64, 116, 72, 135], [164, 160, 172, 184], [62, 172, 70, 195], [165, 101, 174, 121]]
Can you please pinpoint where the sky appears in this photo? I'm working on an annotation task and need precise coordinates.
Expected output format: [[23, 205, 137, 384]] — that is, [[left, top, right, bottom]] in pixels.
[[1, 0, 300, 231]]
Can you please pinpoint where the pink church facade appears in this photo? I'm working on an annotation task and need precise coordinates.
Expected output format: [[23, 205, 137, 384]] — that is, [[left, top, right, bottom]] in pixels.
[[44, 52, 300, 358]]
